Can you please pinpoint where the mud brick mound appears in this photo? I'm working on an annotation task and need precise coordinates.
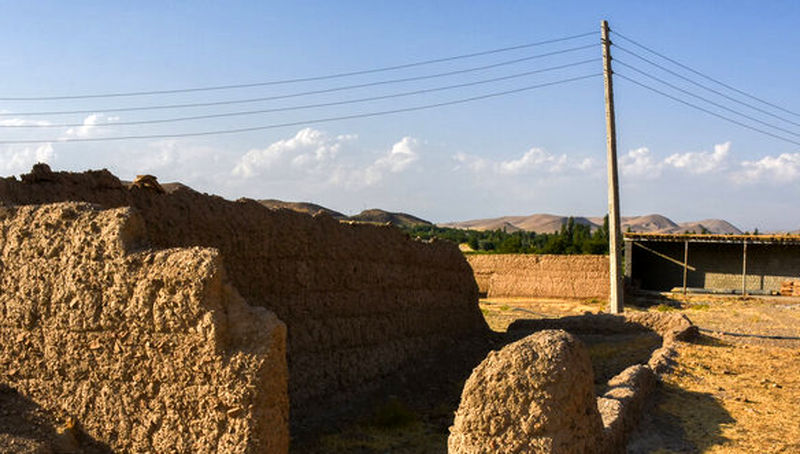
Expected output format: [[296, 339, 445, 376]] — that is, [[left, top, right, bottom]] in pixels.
[[448, 330, 603, 454]]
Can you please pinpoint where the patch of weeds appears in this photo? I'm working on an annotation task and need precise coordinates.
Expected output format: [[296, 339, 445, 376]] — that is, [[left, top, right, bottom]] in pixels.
[[689, 303, 710, 311], [498, 305, 510, 311], [373, 396, 417, 429], [480, 308, 490, 317], [655, 303, 676, 312]]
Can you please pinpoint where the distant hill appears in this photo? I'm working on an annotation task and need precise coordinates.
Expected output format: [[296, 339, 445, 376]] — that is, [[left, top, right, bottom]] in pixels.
[[349, 209, 432, 228], [515, 215, 597, 233], [259, 199, 347, 220], [442, 213, 742, 234], [438, 216, 524, 232], [622, 214, 679, 233], [441, 214, 595, 233], [258, 200, 431, 228], [672, 219, 743, 235]]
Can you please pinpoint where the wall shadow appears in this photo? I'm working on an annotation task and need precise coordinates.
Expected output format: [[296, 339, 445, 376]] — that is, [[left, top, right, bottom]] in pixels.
[[0, 384, 114, 454], [627, 381, 734, 453]]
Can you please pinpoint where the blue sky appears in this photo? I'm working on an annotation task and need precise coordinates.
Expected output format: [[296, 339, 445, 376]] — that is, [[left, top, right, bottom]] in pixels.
[[1, 1, 800, 231]]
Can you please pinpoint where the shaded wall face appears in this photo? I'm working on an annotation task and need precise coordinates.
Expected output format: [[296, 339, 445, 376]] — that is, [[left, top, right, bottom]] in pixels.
[[629, 240, 800, 292], [0, 169, 488, 426], [467, 254, 610, 300]]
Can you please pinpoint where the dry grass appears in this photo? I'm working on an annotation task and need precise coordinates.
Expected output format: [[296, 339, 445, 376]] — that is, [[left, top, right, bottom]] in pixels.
[[629, 294, 800, 453], [642, 336, 800, 453], [483, 294, 800, 453]]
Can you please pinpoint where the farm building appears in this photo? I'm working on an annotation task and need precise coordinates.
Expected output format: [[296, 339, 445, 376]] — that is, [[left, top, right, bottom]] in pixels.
[[624, 233, 800, 295]]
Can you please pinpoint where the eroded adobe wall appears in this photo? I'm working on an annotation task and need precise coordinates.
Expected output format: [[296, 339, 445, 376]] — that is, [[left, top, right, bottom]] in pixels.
[[452, 313, 697, 453], [0, 202, 288, 453], [0, 167, 488, 425], [449, 330, 603, 454], [467, 254, 610, 299]]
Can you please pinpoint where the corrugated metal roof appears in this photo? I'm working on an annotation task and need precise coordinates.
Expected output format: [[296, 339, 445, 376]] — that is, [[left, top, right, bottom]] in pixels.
[[623, 232, 800, 245]]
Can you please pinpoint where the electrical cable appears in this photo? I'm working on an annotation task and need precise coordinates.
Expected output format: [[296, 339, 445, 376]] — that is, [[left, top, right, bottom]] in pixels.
[[0, 31, 596, 101], [614, 45, 800, 129], [1, 59, 598, 128], [611, 29, 800, 119], [615, 60, 800, 138], [0, 44, 597, 117], [0, 73, 601, 145], [615, 72, 800, 147]]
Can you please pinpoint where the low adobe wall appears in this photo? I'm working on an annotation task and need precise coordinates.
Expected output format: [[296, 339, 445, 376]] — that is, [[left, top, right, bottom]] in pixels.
[[452, 312, 696, 453], [0, 202, 288, 453], [467, 254, 610, 299], [449, 330, 603, 453], [0, 166, 488, 427]]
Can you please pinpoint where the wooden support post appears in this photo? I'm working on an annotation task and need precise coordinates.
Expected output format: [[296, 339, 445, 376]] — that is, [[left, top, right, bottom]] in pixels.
[[742, 240, 748, 297], [602, 20, 623, 314], [683, 240, 689, 295]]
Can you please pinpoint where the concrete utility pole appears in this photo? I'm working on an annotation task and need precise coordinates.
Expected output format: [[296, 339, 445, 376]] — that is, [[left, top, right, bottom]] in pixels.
[[602, 20, 624, 314]]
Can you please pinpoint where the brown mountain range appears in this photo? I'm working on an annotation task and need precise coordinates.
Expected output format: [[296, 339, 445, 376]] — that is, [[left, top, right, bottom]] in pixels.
[[258, 201, 431, 228], [441, 213, 743, 234]]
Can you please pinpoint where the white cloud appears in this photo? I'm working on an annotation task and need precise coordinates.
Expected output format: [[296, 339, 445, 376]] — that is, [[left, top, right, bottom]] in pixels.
[[232, 128, 419, 189], [664, 141, 730, 174], [332, 137, 420, 188], [577, 157, 595, 171], [232, 128, 354, 179], [372, 137, 418, 173], [498, 148, 566, 175], [0, 143, 55, 175], [734, 152, 800, 183], [62, 113, 118, 139], [117, 139, 221, 176], [453, 147, 592, 176], [0, 118, 52, 127], [620, 147, 663, 178], [452, 152, 489, 173]]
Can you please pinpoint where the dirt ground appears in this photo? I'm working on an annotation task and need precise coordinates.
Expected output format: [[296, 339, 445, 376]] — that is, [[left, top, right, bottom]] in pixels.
[[294, 294, 800, 453], [483, 294, 800, 454]]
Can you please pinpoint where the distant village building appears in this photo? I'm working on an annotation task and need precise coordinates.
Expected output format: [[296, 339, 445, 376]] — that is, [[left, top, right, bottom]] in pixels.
[[624, 233, 800, 295]]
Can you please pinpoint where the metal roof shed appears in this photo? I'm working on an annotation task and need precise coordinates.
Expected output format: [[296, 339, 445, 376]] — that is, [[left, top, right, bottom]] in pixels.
[[623, 233, 800, 295]]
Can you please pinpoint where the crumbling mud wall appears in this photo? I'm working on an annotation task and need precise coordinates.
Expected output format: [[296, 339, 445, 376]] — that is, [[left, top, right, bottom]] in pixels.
[[0, 166, 488, 427], [452, 313, 697, 453], [467, 254, 610, 299], [449, 330, 603, 454], [0, 202, 288, 453]]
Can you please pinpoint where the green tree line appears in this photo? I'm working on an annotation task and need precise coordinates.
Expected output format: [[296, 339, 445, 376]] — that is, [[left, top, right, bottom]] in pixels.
[[402, 216, 610, 255]]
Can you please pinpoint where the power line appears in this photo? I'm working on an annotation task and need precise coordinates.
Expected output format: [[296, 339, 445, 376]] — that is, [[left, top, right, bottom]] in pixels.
[[0, 73, 601, 145], [1, 59, 598, 128], [615, 60, 800, 139], [615, 72, 800, 147], [614, 45, 800, 129], [611, 29, 800, 119], [1, 44, 596, 117], [0, 32, 596, 101]]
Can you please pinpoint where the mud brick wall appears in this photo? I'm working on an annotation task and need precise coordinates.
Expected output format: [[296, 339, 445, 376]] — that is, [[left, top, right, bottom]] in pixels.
[[467, 254, 610, 299], [0, 202, 288, 453], [0, 167, 488, 426]]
